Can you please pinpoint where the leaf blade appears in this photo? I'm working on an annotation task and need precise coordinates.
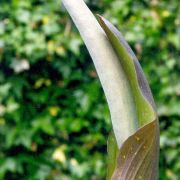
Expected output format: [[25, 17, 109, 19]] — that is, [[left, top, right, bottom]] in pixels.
[[98, 15, 156, 126], [97, 16, 159, 180], [112, 120, 159, 180], [107, 132, 119, 180]]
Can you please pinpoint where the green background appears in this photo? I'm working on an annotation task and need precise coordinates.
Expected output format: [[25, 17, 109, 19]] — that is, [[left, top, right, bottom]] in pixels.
[[0, 0, 179, 179]]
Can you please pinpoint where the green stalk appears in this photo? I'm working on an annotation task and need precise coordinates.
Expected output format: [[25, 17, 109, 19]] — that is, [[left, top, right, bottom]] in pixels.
[[62, 0, 138, 148]]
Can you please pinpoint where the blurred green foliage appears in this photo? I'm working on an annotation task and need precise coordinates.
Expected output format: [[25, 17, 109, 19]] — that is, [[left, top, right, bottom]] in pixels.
[[0, 0, 179, 179]]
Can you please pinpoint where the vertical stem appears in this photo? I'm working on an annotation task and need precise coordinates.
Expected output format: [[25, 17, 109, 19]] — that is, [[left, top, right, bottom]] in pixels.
[[62, 0, 138, 147]]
